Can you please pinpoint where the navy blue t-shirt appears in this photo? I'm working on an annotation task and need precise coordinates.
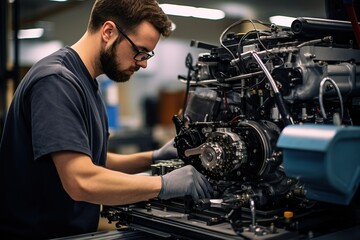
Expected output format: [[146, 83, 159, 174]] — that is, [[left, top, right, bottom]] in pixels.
[[0, 46, 109, 239]]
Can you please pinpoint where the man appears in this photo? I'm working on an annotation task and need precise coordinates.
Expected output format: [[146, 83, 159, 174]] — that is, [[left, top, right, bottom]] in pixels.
[[0, 0, 212, 238]]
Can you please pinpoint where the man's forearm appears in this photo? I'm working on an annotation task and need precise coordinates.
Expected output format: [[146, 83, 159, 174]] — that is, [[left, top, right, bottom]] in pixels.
[[106, 151, 153, 173], [52, 151, 161, 205]]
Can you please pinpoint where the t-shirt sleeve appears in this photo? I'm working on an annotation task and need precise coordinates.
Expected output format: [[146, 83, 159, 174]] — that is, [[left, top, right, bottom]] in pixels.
[[28, 75, 92, 160]]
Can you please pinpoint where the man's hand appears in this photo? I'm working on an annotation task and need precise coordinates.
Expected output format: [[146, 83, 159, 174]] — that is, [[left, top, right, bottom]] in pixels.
[[152, 138, 178, 161], [158, 165, 213, 201]]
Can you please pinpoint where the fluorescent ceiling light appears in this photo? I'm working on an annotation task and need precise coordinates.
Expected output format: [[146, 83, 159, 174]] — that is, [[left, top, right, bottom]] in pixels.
[[18, 28, 44, 39], [269, 15, 296, 27], [217, 3, 255, 19], [160, 4, 225, 20], [170, 22, 177, 31]]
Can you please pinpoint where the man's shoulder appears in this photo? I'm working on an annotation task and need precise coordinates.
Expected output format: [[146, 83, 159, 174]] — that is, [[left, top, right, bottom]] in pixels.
[[24, 47, 84, 85], [34, 47, 80, 76]]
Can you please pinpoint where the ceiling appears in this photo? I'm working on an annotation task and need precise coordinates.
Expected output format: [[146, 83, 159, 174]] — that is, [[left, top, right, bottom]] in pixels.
[[18, 0, 330, 25], [15, 0, 332, 45]]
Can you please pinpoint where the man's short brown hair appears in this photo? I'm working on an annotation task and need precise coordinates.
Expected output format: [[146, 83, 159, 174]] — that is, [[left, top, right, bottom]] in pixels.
[[88, 0, 172, 37]]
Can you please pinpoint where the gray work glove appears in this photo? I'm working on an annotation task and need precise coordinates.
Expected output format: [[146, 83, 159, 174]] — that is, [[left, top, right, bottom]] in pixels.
[[158, 165, 213, 201], [152, 138, 178, 161]]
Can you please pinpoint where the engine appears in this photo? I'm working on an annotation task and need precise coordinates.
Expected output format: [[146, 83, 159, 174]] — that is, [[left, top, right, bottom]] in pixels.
[[171, 18, 360, 213]]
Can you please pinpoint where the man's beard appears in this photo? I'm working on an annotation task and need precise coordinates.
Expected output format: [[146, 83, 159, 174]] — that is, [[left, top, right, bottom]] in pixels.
[[100, 42, 138, 83]]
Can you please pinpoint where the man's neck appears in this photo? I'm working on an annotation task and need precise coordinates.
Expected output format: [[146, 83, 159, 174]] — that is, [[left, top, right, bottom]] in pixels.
[[71, 31, 102, 80]]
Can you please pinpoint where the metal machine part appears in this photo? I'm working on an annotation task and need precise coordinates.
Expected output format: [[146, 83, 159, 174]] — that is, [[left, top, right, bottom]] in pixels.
[[184, 128, 247, 177], [104, 17, 360, 240], [151, 159, 184, 176], [174, 118, 281, 182]]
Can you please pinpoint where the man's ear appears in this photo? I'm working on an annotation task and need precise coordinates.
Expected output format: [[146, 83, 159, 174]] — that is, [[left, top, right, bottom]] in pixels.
[[101, 21, 117, 43]]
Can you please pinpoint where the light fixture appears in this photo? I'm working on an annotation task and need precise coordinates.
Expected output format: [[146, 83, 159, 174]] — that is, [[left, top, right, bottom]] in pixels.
[[170, 22, 176, 31], [269, 15, 296, 27], [217, 3, 255, 19], [160, 4, 225, 20], [18, 28, 44, 39]]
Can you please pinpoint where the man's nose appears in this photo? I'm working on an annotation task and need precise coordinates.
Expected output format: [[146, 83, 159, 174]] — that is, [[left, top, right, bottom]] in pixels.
[[136, 60, 147, 68]]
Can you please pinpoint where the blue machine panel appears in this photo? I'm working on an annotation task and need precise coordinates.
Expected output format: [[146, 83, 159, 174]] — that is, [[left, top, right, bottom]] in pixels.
[[277, 124, 360, 205]]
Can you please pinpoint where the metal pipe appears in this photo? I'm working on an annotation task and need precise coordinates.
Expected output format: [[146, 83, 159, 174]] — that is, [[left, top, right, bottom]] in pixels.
[[250, 51, 294, 126], [0, 0, 8, 135], [250, 198, 256, 232], [12, 0, 20, 89]]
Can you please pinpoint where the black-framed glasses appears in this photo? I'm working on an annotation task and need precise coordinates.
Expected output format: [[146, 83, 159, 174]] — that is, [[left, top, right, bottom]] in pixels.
[[114, 23, 155, 62]]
